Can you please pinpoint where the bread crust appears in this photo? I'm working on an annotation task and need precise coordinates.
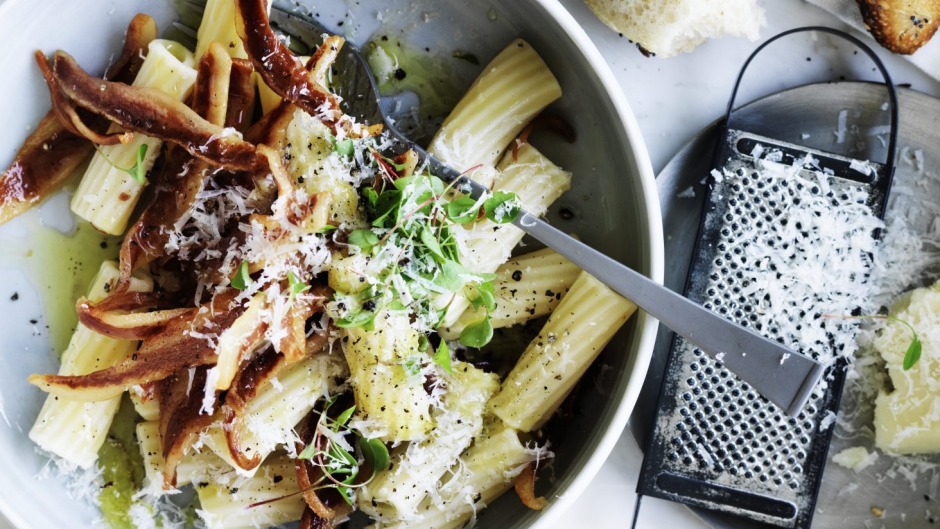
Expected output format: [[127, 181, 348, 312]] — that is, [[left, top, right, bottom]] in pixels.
[[857, 0, 940, 54]]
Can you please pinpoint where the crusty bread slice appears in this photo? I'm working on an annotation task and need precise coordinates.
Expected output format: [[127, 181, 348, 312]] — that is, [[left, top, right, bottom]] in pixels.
[[857, 0, 940, 54], [584, 0, 765, 57]]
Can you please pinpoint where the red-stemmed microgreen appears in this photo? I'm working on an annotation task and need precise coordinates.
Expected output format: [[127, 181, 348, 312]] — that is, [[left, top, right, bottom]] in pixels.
[[296, 397, 389, 505]]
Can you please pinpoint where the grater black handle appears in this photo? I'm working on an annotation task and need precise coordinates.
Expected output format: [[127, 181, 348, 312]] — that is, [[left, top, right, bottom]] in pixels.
[[722, 26, 899, 202]]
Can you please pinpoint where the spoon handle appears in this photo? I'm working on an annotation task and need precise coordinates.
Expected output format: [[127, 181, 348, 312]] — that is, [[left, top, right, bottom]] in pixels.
[[514, 210, 825, 417], [424, 151, 823, 417]]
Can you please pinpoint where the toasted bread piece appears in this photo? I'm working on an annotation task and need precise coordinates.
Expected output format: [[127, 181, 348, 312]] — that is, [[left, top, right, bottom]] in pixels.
[[584, 0, 765, 58], [857, 0, 940, 54]]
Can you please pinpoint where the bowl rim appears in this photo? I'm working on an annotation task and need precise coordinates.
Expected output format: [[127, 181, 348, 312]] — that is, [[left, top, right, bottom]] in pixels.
[[0, 0, 664, 527], [525, 1, 663, 527]]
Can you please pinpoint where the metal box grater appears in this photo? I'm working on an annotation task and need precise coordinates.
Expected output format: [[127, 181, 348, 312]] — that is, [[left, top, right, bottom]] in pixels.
[[636, 27, 898, 529]]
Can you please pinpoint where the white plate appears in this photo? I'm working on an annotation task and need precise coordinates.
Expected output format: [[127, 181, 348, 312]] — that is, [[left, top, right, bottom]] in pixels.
[[0, 1, 663, 528]]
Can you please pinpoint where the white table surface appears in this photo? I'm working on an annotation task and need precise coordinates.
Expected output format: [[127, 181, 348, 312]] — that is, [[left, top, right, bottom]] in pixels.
[[2, 1, 939, 529]]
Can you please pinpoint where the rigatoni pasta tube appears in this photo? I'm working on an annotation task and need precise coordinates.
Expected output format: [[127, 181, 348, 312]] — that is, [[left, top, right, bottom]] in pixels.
[[360, 362, 499, 516], [444, 247, 579, 337], [427, 38, 561, 172], [196, 453, 305, 529], [439, 142, 571, 328], [29, 260, 152, 468], [341, 311, 435, 442], [70, 40, 197, 234], [489, 272, 637, 431], [373, 427, 534, 529], [203, 353, 346, 475], [195, 0, 248, 61]]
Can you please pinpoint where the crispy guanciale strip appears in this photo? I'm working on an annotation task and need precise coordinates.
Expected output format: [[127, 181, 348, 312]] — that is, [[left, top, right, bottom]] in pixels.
[[35, 52, 132, 147], [234, 0, 338, 118], [29, 290, 245, 402], [77, 296, 191, 340], [45, 50, 266, 172], [220, 346, 284, 471], [298, 507, 331, 529], [0, 13, 156, 224], [514, 462, 548, 510], [214, 294, 269, 392], [227, 58, 257, 133], [221, 331, 330, 471], [118, 43, 255, 283], [158, 365, 217, 488]]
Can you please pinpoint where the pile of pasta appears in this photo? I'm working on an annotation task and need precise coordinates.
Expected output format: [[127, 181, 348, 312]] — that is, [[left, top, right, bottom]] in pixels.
[[0, 0, 637, 528]]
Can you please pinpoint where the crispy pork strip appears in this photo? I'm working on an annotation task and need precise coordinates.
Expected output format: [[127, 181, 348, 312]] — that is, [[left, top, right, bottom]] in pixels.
[[0, 13, 156, 224], [220, 330, 330, 471], [234, 0, 338, 117], [29, 290, 245, 402], [77, 299, 191, 340], [158, 365, 217, 488], [44, 50, 266, 172], [119, 43, 255, 283]]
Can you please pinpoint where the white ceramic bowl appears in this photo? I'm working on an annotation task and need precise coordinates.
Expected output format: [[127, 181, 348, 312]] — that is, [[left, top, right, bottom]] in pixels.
[[0, 0, 663, 527]]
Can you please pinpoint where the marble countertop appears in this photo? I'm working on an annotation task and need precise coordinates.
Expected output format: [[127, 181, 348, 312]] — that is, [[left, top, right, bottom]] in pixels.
[[552, 1, 940, 528]]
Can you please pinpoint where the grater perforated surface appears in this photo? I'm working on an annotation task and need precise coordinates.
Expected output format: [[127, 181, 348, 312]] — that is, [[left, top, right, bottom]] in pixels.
[[638, 130, 888, 528]]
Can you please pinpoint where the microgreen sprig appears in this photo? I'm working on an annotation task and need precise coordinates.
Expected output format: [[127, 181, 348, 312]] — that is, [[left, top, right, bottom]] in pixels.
[[334, 169, 520, 350], [95, 144, 150, 184], [231, 261, 252, 291], [894, 317, 923, 370], [297, 397, 389, 505], [287, 271, 310, 298]]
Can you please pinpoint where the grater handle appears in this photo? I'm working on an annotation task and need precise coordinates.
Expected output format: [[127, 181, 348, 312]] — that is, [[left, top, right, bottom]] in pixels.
[[515, 211, 825, 417], [725, 26, 899, 192]]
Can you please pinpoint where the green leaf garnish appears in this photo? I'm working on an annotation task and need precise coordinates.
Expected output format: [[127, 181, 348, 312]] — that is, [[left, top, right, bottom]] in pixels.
[[359, 437, 390, 473], [336, 309, 378, 331], [318, 224, 338, 233], [128, 144, 149, 184], [348, 229, 380, 251], [231, 261, 251, 290], [335, 138, 355, 157], [904, 335, 922, 371], [483, 191, 521, 224], [297, 440, 318, 460], [433, 340, 452, 373], [446, 196, 480, 224], [874, 315, 921, 371], [371, 190, 402, 228], [94, 143, 150, 184], [459, 316, 493, 348], [420, 225, 445, 261], [434, 260, 466, 292], [288, 271, 311, 297], [470, 280, 497, 312], [335, 405, 356, 427], [362, 188, 380, 209], [402, 357, 422, 376], [829, 313, 922, 370], [127, 143, 147, 184]]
